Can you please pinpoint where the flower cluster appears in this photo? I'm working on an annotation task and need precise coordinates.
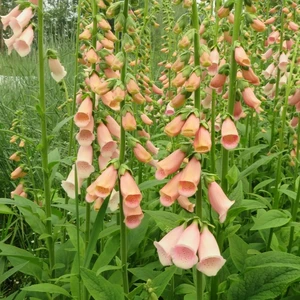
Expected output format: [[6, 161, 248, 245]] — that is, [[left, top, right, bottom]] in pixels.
[[1, 0, 37, 57], [154, 221, 226, 277]]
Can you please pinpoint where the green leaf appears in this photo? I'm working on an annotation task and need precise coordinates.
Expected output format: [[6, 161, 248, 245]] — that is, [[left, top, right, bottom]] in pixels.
[[80, 268, 124, 300], [175, 284, 196, 295], [22, 283, 70, 297], [251, 209, 291, 231], [18, 206, 46, 235], [0, 204, 14, 214], [238, 144, 268, 161], [228, 252, 300, 300], [144, 210, 181, 231], [278, 189, 297, 200], [98, 225, 119, 239], [253, 179, 275, 192], [128, 214, 150, 256], [0, 261, 29, 285], [226, 165, 240, 185], [0, 243, 43, 279], [229, 180, 244, 205], [138, 179, 169, 191], [84, 196, 109, 268], [52, 115, 74, 133], [92, 234, 120, 272], [238, 152, 280, 180], [66, 224, 85, 259], [152, 265, 177, 297], [0, 198, 15, 205], [228, 234, 249, 272], [227, 200, 267, 222]]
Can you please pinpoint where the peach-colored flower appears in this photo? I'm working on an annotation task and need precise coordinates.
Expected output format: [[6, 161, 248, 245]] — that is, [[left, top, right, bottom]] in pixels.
[[208, 181, 235, 223], [221, 118, 240, 150], [145, 140, 159, 155], [11, 166, 26, 180], [87, 164, 118, 198], [155, 149, 186, 180], [74, 97, 93, 128], [251, 19, 266, 32], [9, 152, 21, 162], [233, 101, 247, 120], [61, 165, 83, 199], [181, 114, 200, 137], [241, 68, 260, 85], [1, 5, 21, 30], [171, 221, 200, 269], [85, 48, 98, 64], [48, 56, 67, 82], [177, 196, 195, 213], [76, 146, 95, 179], [123, 203, 144, 229], [121, 171, 142, 208], [122, 112, 136, 131], [141, 114, 153, 125], [193, 126, 212, 153], [13, 24, 34, 57], [76, 118, 95, 146], [288, 21, 299, 31], [197, 226, 226, 276], [164, 115, 185, 137], [178, 157, 201, 197], [278, 52, 289, 72], [11, 183, 24, 198], [235, 46, 251, 67], [9, 7, 33, 37], [133, 143, 152, 163], [154, 224, 185, 266], [97, 122, 117, 157], [160, 172, 182, 207], [241, 87, 262, 113], [210, 73, 227, 89]]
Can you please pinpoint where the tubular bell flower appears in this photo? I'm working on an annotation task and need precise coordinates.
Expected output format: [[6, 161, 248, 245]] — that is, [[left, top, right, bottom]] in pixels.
[[155, 149, 186, 180], [181, 113, 200, 137], [154, 224, 185, 266], [164, 115, 185, 137], [123, 203, 144, 229], [221, 118, 240, 150], [159, 172, 182, 207], [120, 171, 142, 208], [241, 87, 262, 113], [74, 97, 93, 128], [133, 143, 152, 163], [61, 165, 83, 199], [196, 226, 226, 276], [9, 7, 33, 37], [171, 221, 200, 269], [178, 157, 201, 197], [177, 196, 195, 213], [75, 146, 95, 179], [193, 126, 212, 153], [234, 46, 251, 67], [97, 122, 117, 157], [87, 164, 118, 198], [13, 25, 34, 57], [1, 5, 21, 30], [208, 181, 235, 223]]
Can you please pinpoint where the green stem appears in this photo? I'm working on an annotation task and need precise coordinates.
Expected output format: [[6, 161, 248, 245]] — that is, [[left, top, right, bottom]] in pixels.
[[210, 0, 220, 174], [287, 107, 300, 253], [267, 38, 299, 250], [191, 1, 203, 299], [220, 0, 243, 193], [74, 166, 82, 299], [67, 0, 82, 159], [270, 0, 285, 147], [37, 0, 55, 277], [119, 0, 130, 295]]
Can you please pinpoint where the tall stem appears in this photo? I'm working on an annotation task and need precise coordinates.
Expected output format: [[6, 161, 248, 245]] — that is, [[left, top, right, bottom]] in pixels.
[[210, 0, 220, 174], [267, 38, 299, 251], [191, 1, 203, 299], [220, 0, 243, 193], [270, 0, 286, 147], [37, 0, 55, 276], [119, 0, 130, 295]]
